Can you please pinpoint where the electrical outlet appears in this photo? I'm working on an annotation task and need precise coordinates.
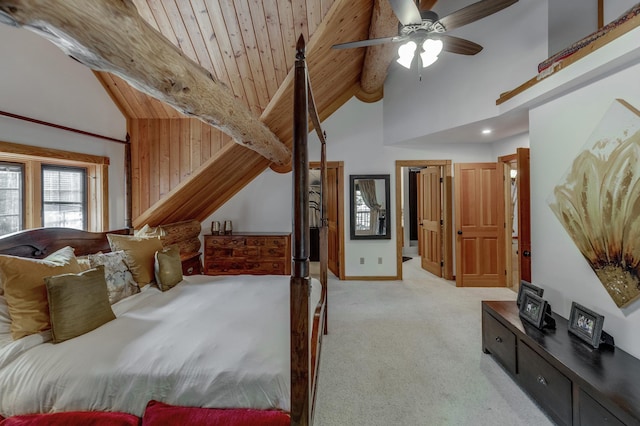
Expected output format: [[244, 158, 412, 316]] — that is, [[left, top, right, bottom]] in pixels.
[[359, 257, 365, 264], [378, 257, 382, 264]]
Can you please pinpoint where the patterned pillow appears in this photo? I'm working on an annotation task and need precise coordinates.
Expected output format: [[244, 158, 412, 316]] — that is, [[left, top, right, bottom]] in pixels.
[[87, 251, 139, 304]]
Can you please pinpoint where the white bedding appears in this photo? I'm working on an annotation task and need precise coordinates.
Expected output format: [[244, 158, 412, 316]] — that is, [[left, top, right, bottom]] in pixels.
[[0, 274, 321, 417]]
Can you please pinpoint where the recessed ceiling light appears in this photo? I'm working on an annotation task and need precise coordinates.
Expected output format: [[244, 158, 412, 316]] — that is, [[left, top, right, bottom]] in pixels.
[[482, 129, 492, 135]]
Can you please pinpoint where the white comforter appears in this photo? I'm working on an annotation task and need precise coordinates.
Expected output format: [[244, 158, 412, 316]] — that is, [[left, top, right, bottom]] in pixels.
[[0, 275, 321, 417]]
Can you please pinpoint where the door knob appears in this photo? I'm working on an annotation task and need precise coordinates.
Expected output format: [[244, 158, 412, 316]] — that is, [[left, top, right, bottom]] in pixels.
[[523, 250, 531, 257], [457, 230, 463, 235]]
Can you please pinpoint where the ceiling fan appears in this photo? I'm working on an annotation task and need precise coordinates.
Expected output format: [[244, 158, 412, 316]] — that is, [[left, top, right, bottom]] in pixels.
[[332, 0, 519, 69]]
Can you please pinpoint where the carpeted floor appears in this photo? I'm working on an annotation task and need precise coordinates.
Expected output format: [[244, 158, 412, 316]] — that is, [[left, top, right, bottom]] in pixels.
[[312, 258, 553, 426]]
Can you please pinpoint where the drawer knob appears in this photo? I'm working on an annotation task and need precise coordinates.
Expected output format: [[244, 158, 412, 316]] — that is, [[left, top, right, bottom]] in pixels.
[[187, 267, 194, 274], [495, 336, 503, 343], [537, 375, 547, 386]]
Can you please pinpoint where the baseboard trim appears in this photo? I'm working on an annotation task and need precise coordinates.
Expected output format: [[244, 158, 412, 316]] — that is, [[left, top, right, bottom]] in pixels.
[[343, 275, 399, 281]]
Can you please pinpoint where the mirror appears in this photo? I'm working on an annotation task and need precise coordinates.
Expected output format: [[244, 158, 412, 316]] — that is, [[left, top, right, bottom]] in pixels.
[[350, 174, 391, 240]]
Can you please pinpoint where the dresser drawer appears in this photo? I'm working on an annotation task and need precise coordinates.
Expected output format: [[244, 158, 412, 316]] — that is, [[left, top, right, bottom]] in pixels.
[[482, 310, 516, 375], [181, 253, 202, 276], [207, 237, 246, 247], [517, 342, 572, 426], [246, 237, 288, 247], [579, 389, 625, 426]]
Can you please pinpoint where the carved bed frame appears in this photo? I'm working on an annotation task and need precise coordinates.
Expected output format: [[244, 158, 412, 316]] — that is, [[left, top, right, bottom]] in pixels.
[[0, 37, 325, 426]]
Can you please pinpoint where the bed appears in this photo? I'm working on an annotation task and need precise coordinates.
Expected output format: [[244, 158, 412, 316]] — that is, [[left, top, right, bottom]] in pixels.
[[0, 38, 325, 426]]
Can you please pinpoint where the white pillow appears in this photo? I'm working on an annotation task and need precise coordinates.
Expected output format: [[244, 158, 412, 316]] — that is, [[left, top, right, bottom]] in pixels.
[[87, 251, 139, 304]]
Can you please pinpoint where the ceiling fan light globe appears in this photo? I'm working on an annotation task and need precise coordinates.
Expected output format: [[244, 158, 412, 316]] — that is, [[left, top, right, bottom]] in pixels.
[[396, 41, 417, 69], [419, 52, 439, 68], [422, 38, 443, 57]]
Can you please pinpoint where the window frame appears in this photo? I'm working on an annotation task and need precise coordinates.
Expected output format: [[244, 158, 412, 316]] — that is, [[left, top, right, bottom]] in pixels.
[[0, 140, 109, 232], [41, 164, 88, 230], [0, 160, 25, 235]]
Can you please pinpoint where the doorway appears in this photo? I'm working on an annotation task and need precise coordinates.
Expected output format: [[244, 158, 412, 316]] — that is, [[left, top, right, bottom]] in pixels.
[[395, 160, 453, 281], [310, 161, 345, 280], [498, 148, 531, 293]]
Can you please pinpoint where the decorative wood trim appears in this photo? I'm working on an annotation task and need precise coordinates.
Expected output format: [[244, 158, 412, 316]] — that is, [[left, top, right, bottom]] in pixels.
[[0, 140, 109, 165], [343, 275, 399, 281], [0, 109, 127, 144], [598, 0, 604, 29]]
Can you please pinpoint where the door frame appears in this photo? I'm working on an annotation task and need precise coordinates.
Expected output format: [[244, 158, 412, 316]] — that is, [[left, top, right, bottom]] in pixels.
[[395, 160, 453, 281], [310, 161, 345, 280]]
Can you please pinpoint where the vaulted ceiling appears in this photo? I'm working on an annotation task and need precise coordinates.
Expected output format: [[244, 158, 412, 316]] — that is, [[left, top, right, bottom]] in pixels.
[[0, 0, 438, 226]]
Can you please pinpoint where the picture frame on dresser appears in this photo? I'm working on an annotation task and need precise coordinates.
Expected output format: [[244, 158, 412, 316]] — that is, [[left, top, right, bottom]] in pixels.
[[568, 302, 611, 349], [516, 280, 544, 307], [518, 291, 549, 328]]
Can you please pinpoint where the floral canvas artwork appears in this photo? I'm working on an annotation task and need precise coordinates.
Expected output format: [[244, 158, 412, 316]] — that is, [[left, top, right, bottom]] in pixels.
[[548, 99, 640, 308]]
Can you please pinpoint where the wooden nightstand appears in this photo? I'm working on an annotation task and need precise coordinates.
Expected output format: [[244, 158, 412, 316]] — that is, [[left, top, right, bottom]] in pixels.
[[180, 252, 202, 276]]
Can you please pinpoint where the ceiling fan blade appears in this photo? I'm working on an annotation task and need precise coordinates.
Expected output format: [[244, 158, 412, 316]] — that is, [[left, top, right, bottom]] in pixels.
[[332, 36, 407, 50], [438, 0, 518, 31], [439, 34, 483, 55], [388, 0, 422, 26]]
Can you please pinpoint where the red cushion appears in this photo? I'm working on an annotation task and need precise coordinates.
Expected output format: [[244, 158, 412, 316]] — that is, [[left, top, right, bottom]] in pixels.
[[0, 412, 140, 426], [142, 400, 290, 426]]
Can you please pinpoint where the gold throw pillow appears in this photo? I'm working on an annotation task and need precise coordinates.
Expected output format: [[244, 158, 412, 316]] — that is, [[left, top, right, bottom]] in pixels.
[[154, 247, 183, 291], [0, 246, 83, 339], [45, 266, 116, 343], [107, 234, 163, 287]]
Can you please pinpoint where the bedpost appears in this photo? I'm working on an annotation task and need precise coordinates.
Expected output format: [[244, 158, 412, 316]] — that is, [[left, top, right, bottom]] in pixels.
[[291, 34, 311, 426]]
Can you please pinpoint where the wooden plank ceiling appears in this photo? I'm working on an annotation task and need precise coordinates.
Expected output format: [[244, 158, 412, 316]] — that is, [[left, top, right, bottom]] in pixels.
[[95, 0, 389, 227]]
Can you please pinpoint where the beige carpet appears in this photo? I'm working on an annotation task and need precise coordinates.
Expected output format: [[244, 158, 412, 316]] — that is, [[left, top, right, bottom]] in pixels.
[[312, 258, 553, 426]]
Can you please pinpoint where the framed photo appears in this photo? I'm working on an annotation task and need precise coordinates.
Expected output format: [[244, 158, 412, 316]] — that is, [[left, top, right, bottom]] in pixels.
[[568, 302, 605, 348], [519, 291, 549, 329], [517, 280, 544, 307]]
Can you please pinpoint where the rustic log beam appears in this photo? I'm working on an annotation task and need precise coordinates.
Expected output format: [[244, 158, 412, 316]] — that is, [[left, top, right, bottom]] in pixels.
[[359, 0, 438, 99], [0, 0, 291, 165]]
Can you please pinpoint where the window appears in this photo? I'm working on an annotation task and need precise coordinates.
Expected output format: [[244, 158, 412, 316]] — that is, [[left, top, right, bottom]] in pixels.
[[0, 162, 24, 236], [0, 140, 109, 233], [354, 188, 371, 231], [41, 165, 87, 229]]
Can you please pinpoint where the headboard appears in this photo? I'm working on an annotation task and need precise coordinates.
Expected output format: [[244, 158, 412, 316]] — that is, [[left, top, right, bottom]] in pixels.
[[0, 228, 130, 259]]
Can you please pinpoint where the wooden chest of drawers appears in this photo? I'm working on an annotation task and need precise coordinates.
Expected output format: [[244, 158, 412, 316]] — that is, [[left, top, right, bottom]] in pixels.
[[204, 232, 291, 275]]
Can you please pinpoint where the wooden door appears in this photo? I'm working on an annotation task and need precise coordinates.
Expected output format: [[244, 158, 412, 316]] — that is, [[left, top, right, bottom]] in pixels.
[[516, 148, 531, 282], [326, 166, 340, 276], [454, 163, 506, 287], [419, 168, 442, 276]]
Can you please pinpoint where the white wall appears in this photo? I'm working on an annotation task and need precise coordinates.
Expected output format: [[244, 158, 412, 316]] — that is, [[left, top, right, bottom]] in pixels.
[[0, 26, 127, 229], [548, 0, 597, 56], [208, 98, 500, 277], [530, 61, 640, 359], [604, 0, 639, 23], [383, 0, 547, 144], [491, 132, 530, 158]]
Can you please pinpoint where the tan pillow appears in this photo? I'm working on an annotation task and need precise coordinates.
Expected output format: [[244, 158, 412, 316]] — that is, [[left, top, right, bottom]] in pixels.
[[0, 246, 83, 340], [45, 266, 116, 343], [154, 247, 183, 291], [107, 234, 163, 287]]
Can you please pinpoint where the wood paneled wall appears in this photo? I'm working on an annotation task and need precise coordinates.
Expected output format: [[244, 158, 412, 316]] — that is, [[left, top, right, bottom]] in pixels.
[[129, 118, 231, 218]]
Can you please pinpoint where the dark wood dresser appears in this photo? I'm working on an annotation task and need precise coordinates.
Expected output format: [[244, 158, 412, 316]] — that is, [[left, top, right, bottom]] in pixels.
[[482, 300, 640, 426], [203, 232, 291, 275]]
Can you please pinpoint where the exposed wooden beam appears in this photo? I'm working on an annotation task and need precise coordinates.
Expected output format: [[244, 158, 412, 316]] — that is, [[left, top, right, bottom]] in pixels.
[[359, 0, 397, 99], [0, 0, 291, 165]]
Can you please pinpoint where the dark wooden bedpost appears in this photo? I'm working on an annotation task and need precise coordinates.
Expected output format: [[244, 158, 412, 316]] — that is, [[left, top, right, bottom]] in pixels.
[[291, 34, 311, 426]]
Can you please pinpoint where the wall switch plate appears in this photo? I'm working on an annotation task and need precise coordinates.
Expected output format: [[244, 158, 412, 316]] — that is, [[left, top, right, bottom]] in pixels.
[[360, 257, 365, 264], [378, 257, 382, 264]]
